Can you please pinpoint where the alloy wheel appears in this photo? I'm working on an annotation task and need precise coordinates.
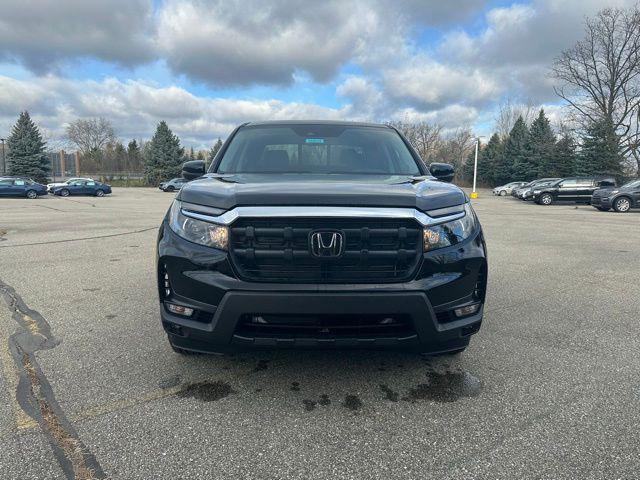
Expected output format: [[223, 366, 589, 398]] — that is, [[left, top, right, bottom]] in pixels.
[[614, 197, 630, 212]]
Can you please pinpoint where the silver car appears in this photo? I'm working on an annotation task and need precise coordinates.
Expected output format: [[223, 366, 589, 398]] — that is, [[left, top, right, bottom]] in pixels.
[[493, 181, 527, 196]]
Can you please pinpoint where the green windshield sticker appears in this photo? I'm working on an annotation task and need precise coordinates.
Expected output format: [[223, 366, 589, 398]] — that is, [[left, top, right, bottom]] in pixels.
[[305, 138, 325, 144]]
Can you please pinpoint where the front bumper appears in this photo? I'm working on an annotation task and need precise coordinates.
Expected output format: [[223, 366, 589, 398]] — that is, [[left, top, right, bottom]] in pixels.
[[591, 196, 612, 208], [157, 221, 487, 354]]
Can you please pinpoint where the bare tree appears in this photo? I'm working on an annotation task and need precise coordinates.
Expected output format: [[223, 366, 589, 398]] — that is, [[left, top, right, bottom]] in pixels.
[[551, 6, 640, 173], [389, 121, 443, 162], [494, 98, 537, 139], [66, 117, 116, 155], [437, 128, 476, 180]]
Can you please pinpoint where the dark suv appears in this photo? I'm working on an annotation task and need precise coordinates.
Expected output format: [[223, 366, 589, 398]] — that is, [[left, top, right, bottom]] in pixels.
[[532, 177, 616, 205], [591, 178, 640, 212], [156, 121, 487, 355]]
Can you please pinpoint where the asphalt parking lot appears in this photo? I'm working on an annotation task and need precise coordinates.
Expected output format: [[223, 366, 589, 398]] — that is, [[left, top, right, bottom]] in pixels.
[[1, 188, 639, 479]]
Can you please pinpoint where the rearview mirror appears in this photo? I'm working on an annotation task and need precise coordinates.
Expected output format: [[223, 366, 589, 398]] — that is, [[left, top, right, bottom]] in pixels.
[[429, 163, 455, 183], [182, 160, 206, 181]]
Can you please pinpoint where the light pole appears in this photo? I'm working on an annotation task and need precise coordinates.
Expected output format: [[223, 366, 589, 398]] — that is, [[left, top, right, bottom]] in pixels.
[[470, 136, 484, 200], [0, 138, 5, 175]]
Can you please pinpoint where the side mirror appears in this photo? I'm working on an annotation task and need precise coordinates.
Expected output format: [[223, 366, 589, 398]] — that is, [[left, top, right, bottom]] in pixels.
[[182, 160, 205, 181], [429, 163, 455, 183]]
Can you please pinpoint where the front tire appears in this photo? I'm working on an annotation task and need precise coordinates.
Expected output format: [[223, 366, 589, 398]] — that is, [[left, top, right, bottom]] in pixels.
[[499, 190, 507, 196], [60, 189, 70, 197], [166, 186, 175, 192], [613, 196, 631, 213], [25, 190, 37, 199], [95, 189, 105, 197], [539, 193, 553, 205]]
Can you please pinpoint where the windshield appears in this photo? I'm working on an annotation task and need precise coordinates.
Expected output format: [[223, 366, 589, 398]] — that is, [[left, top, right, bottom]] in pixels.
[[216, 124, 421, 175], [621, 179, 640, 189]]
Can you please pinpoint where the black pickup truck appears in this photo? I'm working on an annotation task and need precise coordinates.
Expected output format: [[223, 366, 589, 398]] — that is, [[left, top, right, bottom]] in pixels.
[[156, 121, 487, 355]]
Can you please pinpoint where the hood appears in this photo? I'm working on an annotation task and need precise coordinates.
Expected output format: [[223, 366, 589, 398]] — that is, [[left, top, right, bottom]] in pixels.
[[178, 173, 466, 211], [593, 187, 615, 195], [47, 182, 65, 187]]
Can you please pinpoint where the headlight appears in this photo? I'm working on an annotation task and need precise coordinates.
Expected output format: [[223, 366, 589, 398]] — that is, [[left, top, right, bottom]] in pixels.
[[533, 190, 541, 194], [168, 201, 228, 250], [423, 203, 477, 251], [610, 190, 619, 194]]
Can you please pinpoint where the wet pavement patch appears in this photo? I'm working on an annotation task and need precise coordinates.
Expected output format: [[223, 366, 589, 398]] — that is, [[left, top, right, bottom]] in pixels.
[[302, 399, 317, 411], [105, 314, 116, 319], [159, 375, 182, 389], [403, 370, 481, 403], [380, 384, 400, 402], [319, 394, 331, 406], [176, 381, 234, 402], [343, 395, 363, 411], [290, 382, 301, 392], [82, 288, 100, 292], [254, 359, 269, 372]]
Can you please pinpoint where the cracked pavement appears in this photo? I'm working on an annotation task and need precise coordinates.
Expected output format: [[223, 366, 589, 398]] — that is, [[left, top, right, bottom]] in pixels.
[[0, 188, 639, 479]]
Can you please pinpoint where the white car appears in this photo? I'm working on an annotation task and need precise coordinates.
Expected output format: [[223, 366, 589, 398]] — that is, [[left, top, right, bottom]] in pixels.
[[47, 177, 95, 192], [493, 181, 527, 196]]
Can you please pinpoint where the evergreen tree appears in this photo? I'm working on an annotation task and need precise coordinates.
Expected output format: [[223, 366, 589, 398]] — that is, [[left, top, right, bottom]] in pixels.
[[209, 138, 223, 162], [551, 134, 577, 177], [527, 109, 556, 178], [127, 139, 143, 172], [144, 121, 184, 184], [576, 118, 623, 177], [478, 133, 503, 186], [6, 111, 50, 183], [461, 146, 477, 184], [499, 116, 529, 184], [189, 146, 195, 160]]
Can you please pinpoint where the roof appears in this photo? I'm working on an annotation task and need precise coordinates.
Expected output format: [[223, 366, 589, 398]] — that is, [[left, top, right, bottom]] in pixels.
[[244, 120, 390, 129]]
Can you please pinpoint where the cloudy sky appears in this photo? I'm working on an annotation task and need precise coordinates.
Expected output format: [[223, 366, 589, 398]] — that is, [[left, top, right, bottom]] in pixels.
[[0, 0, 633, 149]]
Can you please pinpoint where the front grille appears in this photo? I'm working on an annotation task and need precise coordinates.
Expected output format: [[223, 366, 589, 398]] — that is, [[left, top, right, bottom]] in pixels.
[[236, 313, 415, 338], [228, 217, 422, 283]]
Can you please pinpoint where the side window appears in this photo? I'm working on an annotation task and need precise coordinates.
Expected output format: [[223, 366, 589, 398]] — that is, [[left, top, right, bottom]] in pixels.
[[0, 179, 13, 185], [14, 180, 25, 186], [560, 179, 577, 187], [86, 182, 96, 186], [576, 179, 594, 187]]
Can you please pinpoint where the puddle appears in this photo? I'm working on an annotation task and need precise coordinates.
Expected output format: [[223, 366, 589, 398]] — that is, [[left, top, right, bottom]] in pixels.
[[318, 394, 330, 406], [343, 394, 363, 411], [176, 381, 234, 402], [290, 382, 300, 392], [404, 370, 481, 403]]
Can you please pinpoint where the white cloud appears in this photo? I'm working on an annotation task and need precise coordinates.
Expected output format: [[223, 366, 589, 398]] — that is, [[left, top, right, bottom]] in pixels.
[[0, 75, 349, 148], [383, 57, 502, 109], [0, 0, 155, 72]]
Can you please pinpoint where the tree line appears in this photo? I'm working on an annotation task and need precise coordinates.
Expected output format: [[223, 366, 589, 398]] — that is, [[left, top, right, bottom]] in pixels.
[[460, 109, 625, 186], [3, 113, 223, 185]]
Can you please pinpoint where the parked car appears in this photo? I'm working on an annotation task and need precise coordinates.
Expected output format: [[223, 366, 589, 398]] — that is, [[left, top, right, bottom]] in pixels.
[[157, 121, 487, 356], [159, 177, 188, 192], [514, 178, 561, 200], [52, 179, 112, 197], [0, 177, 48, 199], [493, 181, 527, 196], [47, 177, 94, 192], [591, 178, 640, 212], [533, 177, 616, 205]]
